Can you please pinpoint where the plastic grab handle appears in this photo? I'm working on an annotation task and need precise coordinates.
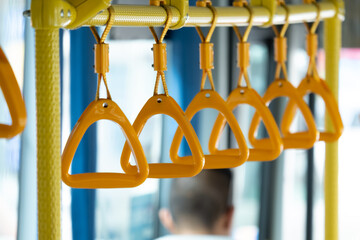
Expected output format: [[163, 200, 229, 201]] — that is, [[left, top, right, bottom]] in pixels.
[[249, 79, 319, 149], [62, 99, 149, 188], [121, 95, 205, 178], [281, 76, 343, 142], [170, 90, 249, 169], [210, 87, 283, 161], [0, 47, 27, 138]]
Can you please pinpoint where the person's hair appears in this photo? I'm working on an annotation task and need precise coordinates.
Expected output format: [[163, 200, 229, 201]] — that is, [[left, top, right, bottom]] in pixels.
[[169, 169, 233, 230]]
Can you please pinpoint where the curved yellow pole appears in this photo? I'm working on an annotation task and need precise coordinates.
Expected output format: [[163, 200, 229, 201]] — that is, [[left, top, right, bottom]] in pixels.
[[324, 12, 341, 240], [35, 29, 61, 240]]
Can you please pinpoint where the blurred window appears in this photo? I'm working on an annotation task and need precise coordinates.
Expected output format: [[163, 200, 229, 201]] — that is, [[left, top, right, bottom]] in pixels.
[[95, 40, 161, 240], [0, 0, 25, 239]]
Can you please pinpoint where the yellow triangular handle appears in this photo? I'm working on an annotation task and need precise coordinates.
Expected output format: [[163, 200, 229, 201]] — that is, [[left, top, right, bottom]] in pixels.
[[62, 99, 149, 188], [0, 47, 26, 138], [121, 95, 205, 178], [210, 87, 283, 161], [249, 79, 319, 149], [281, 76, 343, 142], [170, 90, 249, 169]]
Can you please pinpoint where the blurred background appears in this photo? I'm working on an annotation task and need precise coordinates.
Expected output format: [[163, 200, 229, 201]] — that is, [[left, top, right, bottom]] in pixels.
[[0, 0, 359, 239]]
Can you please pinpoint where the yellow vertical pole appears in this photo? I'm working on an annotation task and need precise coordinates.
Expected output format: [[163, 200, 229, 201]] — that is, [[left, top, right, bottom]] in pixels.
[[30, 0, 103, 238], [30, 0, 74, 238], [35, 29, 61, 240], [324, 0, 343, 239]]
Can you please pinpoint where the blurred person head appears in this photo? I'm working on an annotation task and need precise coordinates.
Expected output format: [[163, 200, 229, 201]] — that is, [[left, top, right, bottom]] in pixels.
[[159, 169, 234, 236]]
